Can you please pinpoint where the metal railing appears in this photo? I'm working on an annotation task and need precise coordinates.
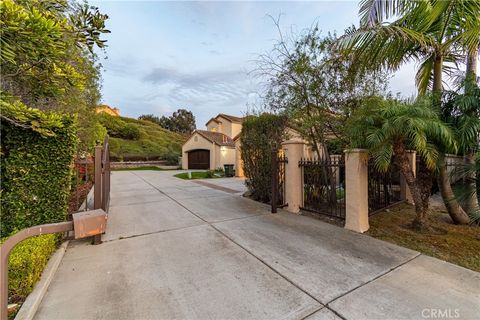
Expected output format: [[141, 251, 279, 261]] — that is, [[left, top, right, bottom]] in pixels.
[[299, 156, 346, 219], [0, 210, 107, 320], [368, 160, 402, 214], [93, 136, 110, 244], [271, 151, 288, 213]]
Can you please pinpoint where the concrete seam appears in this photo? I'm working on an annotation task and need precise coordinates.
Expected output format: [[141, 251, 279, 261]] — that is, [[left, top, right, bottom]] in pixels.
[[133, 172, 325, 308], [299, 306, 348, 320], [325, 252, 422, 310], [299, 306, 325, 320], [102, 223, 207, 243]]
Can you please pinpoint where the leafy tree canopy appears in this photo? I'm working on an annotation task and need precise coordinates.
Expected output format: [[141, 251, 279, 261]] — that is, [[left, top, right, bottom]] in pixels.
[[1, 0, 110, 151], [139, 109, 196, 135]]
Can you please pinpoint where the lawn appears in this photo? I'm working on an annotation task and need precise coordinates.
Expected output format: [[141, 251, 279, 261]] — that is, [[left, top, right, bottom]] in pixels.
[[112, 166, 171, 171], [174, 171, 223, 179], [367, 203, 480, 272], [103, 115, 187, 161]]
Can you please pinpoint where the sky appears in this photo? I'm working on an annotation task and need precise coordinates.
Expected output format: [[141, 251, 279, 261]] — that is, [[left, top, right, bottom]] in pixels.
[[92, 0, 418, 127]]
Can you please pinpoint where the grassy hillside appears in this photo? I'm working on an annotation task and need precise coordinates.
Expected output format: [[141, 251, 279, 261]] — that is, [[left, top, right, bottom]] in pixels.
[[98, 113, 187, 162]]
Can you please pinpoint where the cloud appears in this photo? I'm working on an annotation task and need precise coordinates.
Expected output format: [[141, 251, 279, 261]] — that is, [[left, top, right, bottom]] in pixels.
[[142, 67, 255, 111]]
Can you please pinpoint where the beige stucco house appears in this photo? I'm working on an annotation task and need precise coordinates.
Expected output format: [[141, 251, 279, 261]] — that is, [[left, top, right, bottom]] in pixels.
[[182, 113, 317, 177], [182, 114, 244, 175]]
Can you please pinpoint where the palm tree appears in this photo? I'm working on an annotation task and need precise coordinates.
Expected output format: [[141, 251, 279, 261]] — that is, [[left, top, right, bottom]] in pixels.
[[338, 0, 480, 224], [442, 84, 480, 218], [348, 97, 456, 229]]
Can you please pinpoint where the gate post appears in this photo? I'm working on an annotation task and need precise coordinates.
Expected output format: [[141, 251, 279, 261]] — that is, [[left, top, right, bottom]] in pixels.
[[344, 149, 369, 233], [282, 140, 304, 214], [400, 151, 416, 204]]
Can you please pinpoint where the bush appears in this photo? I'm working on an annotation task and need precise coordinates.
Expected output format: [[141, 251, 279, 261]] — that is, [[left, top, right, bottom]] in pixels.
[[1, 235, 58, 303], [1, 97, 78, 234], [240, 114, 287, 202], [206, 170, 215, 178], [163, 150, 179, 165], [98, 113, 140, 140]]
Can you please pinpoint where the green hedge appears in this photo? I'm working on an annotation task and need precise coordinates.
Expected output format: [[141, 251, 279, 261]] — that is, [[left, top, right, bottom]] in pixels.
[[0, 97, 78, 235], [1, 234, 58, 304], [240, 114, 287, 203]]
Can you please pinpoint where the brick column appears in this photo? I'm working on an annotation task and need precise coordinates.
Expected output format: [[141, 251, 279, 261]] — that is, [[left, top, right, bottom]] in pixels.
[[344, 149, 369, 233], [400, 151, 416, 204], [282, 140, 305, 214]]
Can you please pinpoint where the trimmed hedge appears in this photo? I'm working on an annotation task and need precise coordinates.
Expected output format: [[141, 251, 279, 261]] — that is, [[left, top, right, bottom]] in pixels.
[[1, 234, 58, 303], [1, 97, 78, 235], [240, 114, 287, 203]]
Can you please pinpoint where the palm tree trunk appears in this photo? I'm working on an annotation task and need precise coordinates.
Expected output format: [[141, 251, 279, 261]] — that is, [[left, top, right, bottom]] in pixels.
[[438, 164, 470, 224], [463, 49, 479, 216], [393, 142, 428, 228], [432, 54, 471, 224], [417, 158, 434, 216], [464, 153, 478, 216], [465, 48, 478, 95], [432, 54, 443, 102]]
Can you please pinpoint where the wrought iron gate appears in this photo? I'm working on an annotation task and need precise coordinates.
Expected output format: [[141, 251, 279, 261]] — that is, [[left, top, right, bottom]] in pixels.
[[271, 152, 287, 213], [299, 156, 346, 219], [368, 160, 402, 214]]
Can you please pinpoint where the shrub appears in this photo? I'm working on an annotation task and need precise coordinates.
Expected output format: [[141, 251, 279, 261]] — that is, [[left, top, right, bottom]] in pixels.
[[98, 113, 140, 140], [240, 114, 287, 202], [2, 234, 58, 303], [206, 170, 215, 178], [163, 150, 180, 165], [118, 123, 140, 140], [1, 97, 78, 234]]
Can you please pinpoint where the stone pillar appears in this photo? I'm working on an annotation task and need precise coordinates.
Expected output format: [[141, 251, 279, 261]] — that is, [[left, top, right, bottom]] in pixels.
[[282, 140, 305, 214], [344, 149, 369, 233], [400, 151, 416, 204], [235, 139, 244, 177]]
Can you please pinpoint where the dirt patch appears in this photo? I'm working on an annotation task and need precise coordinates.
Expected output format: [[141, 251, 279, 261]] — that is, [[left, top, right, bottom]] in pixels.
[[68, 181, 93, 213], [368, 203, 480, 272]]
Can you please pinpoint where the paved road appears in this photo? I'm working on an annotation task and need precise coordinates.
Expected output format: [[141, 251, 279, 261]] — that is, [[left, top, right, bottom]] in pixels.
[[35, 171, 480, 320]]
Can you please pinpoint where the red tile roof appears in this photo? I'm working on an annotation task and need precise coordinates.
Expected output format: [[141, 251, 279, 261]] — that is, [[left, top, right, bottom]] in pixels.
[[195, 130, 235, 147]]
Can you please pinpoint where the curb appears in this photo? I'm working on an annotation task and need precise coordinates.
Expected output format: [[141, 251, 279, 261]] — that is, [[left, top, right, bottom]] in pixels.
[[14, 241, 69, 320]]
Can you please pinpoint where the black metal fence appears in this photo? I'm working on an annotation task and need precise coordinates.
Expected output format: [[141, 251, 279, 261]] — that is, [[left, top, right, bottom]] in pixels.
[[271, 152, 288, 213], [368, 160, 402, 214], [299, 156, 346, 219]]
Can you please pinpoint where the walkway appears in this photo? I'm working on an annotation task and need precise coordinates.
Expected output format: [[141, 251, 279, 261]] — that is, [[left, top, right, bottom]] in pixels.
[[35, 171, 480, 319]]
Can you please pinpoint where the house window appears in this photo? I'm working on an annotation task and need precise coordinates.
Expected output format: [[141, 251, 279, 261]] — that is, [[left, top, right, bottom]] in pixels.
[[194, 136, 198, 142]]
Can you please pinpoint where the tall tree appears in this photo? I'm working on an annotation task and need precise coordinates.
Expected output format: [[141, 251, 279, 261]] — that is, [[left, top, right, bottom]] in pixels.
[[337, 0, 480, 224], [256, 20, 389, 158], [139, 109, 196, 134], [1, 0, 110, 151], [170, 109, 196, 134], [348, 97, 456, 229]]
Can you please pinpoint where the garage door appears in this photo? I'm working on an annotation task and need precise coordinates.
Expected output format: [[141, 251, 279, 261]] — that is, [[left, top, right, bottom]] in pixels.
[[188, 150, 210, 169]]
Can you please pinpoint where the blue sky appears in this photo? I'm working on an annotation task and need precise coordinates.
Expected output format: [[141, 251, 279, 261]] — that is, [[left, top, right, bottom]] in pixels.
[[92, 1, 417, 127]]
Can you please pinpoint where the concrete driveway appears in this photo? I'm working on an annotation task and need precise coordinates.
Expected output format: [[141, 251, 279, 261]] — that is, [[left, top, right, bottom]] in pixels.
[[35, 170, 480, 320]]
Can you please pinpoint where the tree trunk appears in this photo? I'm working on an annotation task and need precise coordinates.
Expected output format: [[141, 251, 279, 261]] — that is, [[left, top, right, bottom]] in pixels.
[[417, 158, 434, 214], [432, 53, 470, 224], [463, 153, 478, 217], [393, 142, 429, 228], [463, 49, 479, 216], [432, 54, 443, 104], [438, 164, 471, 224], [465, 48, 478, 95]]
